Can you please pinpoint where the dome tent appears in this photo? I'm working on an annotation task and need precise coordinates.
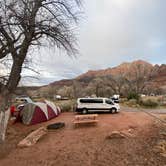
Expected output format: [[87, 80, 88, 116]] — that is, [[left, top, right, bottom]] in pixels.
[[21, 100, 61, 125]]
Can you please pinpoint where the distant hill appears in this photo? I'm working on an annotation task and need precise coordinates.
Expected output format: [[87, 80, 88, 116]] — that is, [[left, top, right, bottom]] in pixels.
[[77, 60, 153, 80], [49, 60, 166, 88], [25, 60, 166, 97]]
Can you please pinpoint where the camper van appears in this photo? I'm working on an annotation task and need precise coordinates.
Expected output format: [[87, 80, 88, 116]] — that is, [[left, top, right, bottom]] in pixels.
[[76, 98, 120, 114], [15, 96, 33, 103]]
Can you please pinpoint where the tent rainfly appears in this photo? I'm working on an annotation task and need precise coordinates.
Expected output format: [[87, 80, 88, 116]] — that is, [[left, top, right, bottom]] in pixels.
[[21, 100, 61, 125]]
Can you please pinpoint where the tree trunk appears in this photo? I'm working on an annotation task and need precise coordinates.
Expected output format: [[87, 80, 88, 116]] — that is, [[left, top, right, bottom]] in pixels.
[[0, 91, 11, 143]]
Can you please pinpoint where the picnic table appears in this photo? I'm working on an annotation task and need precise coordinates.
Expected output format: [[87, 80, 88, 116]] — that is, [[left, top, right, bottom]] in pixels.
[[74, 114, 98, 126]]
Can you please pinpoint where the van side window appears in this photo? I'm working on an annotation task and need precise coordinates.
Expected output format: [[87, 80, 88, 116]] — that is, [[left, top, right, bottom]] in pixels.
[[92, 99, 103, 103], [80, 99, 103, 103], [106, 99, 113, 105]]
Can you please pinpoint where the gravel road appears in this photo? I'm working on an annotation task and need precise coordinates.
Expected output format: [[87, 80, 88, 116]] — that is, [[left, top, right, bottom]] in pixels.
[[121, 105, 166, 114]]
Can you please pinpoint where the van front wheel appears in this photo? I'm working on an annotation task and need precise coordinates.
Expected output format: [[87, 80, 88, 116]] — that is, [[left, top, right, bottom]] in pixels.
[[82, 108, 88, 114], [111, 108, 117, 114]]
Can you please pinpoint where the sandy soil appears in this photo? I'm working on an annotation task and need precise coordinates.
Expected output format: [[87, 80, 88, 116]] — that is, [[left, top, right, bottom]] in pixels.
[[0, 111, 165, 166]]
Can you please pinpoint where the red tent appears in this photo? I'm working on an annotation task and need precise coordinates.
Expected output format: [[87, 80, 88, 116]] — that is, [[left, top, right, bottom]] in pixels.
[[21, 100, 61, 125]]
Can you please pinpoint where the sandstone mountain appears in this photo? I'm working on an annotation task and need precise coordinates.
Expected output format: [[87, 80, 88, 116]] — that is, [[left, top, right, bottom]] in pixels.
[[77, 60, 153, 79], [27, 60, 166, 97], [50, 60, 166, 88]]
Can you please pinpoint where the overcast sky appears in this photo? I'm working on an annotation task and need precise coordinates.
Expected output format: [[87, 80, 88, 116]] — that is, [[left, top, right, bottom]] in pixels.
[[22, 0, 166, 86]]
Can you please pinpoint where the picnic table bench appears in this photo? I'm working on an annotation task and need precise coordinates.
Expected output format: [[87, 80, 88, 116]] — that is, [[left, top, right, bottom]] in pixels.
[[74, 114, 98, 125]]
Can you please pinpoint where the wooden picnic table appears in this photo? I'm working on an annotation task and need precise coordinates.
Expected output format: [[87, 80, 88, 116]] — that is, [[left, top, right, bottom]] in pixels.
[[74, 114, 98, 125]]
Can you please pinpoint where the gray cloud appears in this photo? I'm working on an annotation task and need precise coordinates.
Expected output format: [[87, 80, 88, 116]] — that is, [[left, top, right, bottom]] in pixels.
[[22, 0, 166, 85]]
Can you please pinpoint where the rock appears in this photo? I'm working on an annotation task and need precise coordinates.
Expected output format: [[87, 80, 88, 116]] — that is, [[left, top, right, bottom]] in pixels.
[[128, 129, 132, 133], [159, 132, 166, 138], [18, 127, 47, 148], [153, 140, 166, 158], [160, 153, 166, 158], [121, 130, 134, 137], [106, 131, 126, 139]]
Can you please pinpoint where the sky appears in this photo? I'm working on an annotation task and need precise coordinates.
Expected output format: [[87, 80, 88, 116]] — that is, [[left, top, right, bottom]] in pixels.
[[22, 0, 166, 86]]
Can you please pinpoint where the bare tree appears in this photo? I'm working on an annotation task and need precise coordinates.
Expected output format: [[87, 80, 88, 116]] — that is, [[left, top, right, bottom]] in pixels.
[[57, 85, 73, 98], [125, 63, 153, 95], [104, 63, 153, 97], [105, 75, 126, 95], [71, 80, 82, 98], [0, 0, 82, 142], [88, 77, 105, 97]]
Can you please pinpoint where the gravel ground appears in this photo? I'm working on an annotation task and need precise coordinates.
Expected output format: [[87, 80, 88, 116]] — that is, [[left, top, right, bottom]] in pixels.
[[0, 111, 166, 166], [121, 106, 166, 114]]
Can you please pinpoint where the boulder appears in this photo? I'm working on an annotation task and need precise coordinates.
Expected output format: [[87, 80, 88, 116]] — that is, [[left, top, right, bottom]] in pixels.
[[159, 131, 166, 138], [153, 140, 166, 158], [121, 129, 135, 137], [106, 131, 126, 139], [18, 127, 47, 148]]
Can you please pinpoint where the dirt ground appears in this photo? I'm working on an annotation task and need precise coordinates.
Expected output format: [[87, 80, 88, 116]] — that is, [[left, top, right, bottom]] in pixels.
[[0, 111, 166, 166]]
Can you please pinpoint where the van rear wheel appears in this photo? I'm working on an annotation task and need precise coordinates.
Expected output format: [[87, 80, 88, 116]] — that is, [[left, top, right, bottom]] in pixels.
[[82, 109, 88, 114]]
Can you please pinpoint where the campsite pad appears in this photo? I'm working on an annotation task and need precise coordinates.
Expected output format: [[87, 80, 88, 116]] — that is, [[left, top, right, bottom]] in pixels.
[[47, 122, 65, 130], [1, 112, 166, 166]]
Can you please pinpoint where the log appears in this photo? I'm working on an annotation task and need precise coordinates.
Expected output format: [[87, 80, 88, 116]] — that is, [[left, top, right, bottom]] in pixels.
[[17, 127, 47, 148]]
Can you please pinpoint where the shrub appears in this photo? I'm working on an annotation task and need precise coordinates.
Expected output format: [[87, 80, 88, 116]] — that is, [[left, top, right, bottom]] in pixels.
[[60, 103, 72, 112], [56, 100, 76, 112], [125, 99, 139, 107], [120, 98, 128, 103], [139, 99, 159, 108], [160, 102, 166, 107], [127, 92, 140, 101], [128, 99, 137, 105]]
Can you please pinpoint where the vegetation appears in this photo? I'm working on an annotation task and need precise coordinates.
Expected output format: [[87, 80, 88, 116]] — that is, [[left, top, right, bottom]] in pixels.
[[125, 99, 139, 107], [139, 98, 159, 108], [35, 63, 166, 99], [127, 92, 140, 101], [122, 95, 166, 108], [55, 100, 76, 112]]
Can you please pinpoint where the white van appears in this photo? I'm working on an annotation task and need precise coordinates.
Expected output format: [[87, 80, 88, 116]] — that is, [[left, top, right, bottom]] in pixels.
[[15, 97, 33, 103], [76, 98, 120, 114]]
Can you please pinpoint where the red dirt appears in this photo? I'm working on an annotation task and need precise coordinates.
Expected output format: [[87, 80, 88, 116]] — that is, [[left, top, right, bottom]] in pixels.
[[0, 111, 165, 166]]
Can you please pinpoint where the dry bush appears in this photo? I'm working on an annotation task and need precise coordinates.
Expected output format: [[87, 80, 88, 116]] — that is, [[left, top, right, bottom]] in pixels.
[[160, 102, 166, 107], [55, 100, 76, 112], [139, 98, 159, 108], [120, 98, 128, 103], [125, 99, 139, 107]]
